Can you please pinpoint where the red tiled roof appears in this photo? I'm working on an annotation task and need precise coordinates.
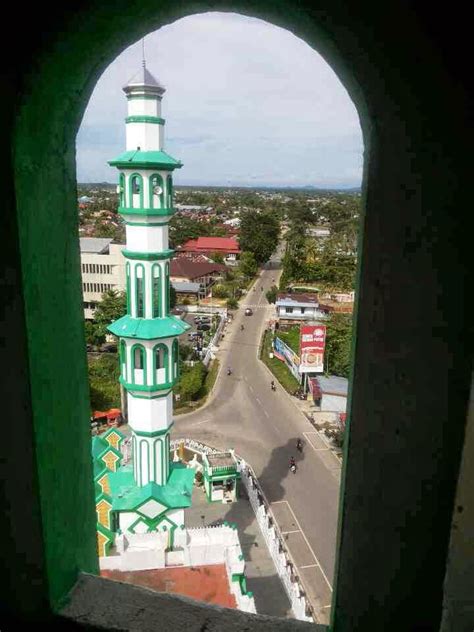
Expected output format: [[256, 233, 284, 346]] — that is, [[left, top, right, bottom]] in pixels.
[[179, 236, 240, 254], [170, 258, 226, 280], [101, 564, 237, 609]]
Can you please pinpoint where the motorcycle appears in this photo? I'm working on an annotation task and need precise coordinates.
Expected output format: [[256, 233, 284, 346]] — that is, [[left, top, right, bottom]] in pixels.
[[240, 324, 244, 331], [271, 382, 276, 391], [290, 461, 297, 474], [227, 368, 232, 376], [296, 440, 303, 453]]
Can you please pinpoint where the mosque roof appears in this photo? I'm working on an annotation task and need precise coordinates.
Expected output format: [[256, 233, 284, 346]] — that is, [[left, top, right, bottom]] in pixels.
[[108, 463, 194, 512], [123, 65, 165, 96]]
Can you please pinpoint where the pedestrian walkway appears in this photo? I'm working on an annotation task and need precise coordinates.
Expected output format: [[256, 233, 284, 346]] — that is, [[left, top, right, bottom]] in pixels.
[[186, 485, 293, 619]]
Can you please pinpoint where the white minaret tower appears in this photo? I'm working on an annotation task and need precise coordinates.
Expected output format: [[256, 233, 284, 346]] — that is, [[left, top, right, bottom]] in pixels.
[[108, 60, 190, 488]]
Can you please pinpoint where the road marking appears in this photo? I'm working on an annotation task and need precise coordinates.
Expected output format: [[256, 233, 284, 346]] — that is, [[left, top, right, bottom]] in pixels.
[[299, 564, 319, 569], [321, 605, 332, 609], [249, 385, 254, 392], [193, 419, 211, 426], [255, 397, 262, 405], [271, 500, 286, 504], [263, 410, 270, 418], [281, 529, 300, 535], [277, 500, 333, 591]]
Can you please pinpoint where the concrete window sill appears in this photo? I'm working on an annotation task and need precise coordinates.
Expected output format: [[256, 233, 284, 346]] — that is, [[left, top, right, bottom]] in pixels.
[[60, 573, 326, 631]]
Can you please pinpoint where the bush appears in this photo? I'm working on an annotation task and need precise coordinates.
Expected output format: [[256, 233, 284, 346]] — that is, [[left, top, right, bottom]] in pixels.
[[226, 297, 239, 309], [211, 284, 229, 299]]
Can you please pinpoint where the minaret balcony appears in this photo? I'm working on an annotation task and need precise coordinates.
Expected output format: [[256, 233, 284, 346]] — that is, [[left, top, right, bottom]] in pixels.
[[108, 314, 190, 340], [109, 149, 182, 171], [118, 206, 176, 218], [122, 249, 175, 261], [119, 376, 175, 393]]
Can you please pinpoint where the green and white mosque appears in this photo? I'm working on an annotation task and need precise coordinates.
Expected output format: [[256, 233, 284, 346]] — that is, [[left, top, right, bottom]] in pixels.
[[92, 63, 195, 556]]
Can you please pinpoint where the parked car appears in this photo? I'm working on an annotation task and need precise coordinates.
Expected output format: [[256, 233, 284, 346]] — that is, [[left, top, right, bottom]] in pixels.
[[188, 332, 201, 340], [245, 308, 253, 316], [101, 343, 117, 353]]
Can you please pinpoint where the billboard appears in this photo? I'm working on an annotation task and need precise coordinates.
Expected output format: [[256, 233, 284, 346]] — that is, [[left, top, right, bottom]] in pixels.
[[273, 337, 301, 381], [299, 325, 326, 373]]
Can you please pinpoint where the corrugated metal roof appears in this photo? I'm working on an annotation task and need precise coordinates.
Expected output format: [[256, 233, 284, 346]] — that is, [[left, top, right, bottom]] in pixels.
[[80, 237, 113, 254], [317, 375, 349, 396]]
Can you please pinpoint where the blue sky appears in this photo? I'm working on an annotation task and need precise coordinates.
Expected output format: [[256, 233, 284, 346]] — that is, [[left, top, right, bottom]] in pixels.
[[76, 12, 363, 188]]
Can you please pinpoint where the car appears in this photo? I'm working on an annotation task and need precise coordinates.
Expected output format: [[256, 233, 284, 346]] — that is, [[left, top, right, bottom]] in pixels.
[[245, 308, 253, 316], [188, 332, 201, 339]]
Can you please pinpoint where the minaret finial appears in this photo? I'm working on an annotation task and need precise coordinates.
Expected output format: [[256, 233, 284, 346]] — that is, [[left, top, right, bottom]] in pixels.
[[142, 38, 146, 69]]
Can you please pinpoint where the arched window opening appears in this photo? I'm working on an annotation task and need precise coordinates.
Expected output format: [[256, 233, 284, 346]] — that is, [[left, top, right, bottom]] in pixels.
[[150, 173, 164, 209], [153, 343, 169, 385], [135, 264, 145, 318], [172, 339, 179, 380], [166, 175, 173, 208], [130, 173, 143, 208], [132, 345, 146, 385], [164, 262, 170, 315], [152, 264, 161, 317], [119, 173, 125, 206]]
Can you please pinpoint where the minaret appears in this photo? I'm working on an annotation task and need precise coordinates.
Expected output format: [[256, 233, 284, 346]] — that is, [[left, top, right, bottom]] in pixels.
[[108, 62, 190, 488]]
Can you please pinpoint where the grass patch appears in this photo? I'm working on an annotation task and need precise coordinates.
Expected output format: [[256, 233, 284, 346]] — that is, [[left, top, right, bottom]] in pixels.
[[277, 325, 300, 354], [260, 330, 300, 394]]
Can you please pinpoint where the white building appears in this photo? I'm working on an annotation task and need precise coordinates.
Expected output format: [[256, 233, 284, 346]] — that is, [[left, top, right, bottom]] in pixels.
[[80, 238, 126, 319], [276, 292, 329, 324], [315, 376, 348, 413]]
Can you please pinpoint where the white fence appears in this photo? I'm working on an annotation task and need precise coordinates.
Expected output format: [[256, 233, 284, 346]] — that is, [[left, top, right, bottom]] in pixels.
[[239, 461, 315, 623]]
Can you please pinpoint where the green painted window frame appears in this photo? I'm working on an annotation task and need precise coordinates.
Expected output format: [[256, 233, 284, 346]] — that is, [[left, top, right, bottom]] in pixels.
[[172, 339, 179, 380], [135, 263, 145, 318], [149, 173, 164, 209], [152, 437, 163, 484], [125, 262, 131, 314], [152, 263, 161, 318], [119, 173, 125, 207], [164, 261, 170, 315], [131, 343, 147, 386], [129, 172, 144, 208], [153, 343, 169, 385], [166, 174, 173, 208], [119, 340, 127, 380]]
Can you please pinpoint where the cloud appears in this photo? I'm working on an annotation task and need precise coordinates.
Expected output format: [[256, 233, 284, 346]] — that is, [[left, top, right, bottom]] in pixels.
[[76, 12, 363, 187]]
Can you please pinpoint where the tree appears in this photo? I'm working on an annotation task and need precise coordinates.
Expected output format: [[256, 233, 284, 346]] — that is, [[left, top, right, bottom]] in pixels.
[[238, 251, 258, 278], [265, 285, 279, 304], [226, 297, 238, 309], [93, 289, 127, 340], [169, 284, 177, 309], [176, 362, 206, 402], [324, 313, 353, 378], [211, 284, 229, 298], [210, 251, 225, 264], [84, 320, 104, 347], [88, 354, 121, 411], [239, 209, 280, 264]]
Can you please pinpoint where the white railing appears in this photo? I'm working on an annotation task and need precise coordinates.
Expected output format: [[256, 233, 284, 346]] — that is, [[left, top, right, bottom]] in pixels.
[[239, 461, 315, 623]]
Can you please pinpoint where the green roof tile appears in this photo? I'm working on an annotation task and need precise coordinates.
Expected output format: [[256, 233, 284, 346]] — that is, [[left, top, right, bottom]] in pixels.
[[108, 315, 190, 340], [108, 150, 182, 170]]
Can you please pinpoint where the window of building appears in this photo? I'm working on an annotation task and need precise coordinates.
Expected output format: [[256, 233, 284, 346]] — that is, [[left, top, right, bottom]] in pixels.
[[286, 307, 293, 313], [150, 173, 164, 209], [166, 174, 173, 208], [133, 346, 144, 370]]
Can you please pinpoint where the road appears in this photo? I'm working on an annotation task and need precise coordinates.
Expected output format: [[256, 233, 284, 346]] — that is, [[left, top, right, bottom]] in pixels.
[[172, 250, 340, 621]]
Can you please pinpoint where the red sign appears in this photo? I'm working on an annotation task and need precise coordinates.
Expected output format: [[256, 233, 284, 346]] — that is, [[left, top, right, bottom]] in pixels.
[[299, 325, 326, 372]]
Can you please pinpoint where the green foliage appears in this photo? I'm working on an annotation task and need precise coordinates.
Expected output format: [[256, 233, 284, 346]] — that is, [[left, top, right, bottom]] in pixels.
[[265, 285, 279, 304], [325, 313, 353, 378], [239, 209, 280, 264], [211, 284, 229, 298], [93, 290, 127, 340], [85, 320, 105, 347], [88, 354, 120, 411], [238, 251, 258, 278], [210, 251, 225, 264], [169, 284, 177, 309], [175, 361, 206, 402], [277, 326, 300, 354], [226, 297, 239, 309], [261, 330, 300, 393]]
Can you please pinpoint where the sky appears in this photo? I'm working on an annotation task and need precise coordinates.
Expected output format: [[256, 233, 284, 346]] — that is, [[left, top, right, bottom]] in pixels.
[[76, 12, 363, 188]]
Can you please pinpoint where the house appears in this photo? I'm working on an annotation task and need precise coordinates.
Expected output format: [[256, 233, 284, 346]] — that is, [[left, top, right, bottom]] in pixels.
[[275, 292, 329, 325], [170, 259, 226, 291], [312, 375, 348, 413], [176, 236, 241, 262], [171, 281, 203, 302]]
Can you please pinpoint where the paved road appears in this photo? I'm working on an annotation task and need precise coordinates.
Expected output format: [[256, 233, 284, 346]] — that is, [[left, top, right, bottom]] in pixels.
[[172, 251, 340, 622]]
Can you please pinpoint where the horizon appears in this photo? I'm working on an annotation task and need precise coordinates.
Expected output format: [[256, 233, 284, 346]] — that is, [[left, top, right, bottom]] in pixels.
[[76, 13, 363, 189]]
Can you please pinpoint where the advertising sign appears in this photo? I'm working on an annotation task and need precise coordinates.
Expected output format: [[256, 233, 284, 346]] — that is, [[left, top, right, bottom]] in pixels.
[[299, 325, 326, 373], [273, 337, 301, 381]]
